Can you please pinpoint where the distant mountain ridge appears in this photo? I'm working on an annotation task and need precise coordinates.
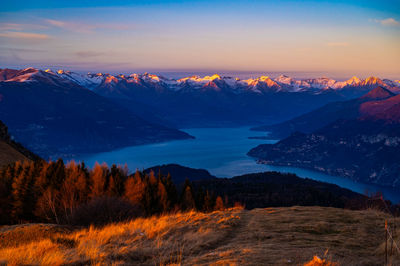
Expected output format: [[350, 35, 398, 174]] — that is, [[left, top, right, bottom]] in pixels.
[[248, 87, 400, 188], [2, 67, 398, 157], [252, 86, 397, 138], [0, 68, 192, 158], [43, 68, 400, 94], [36, 68, 399, 127]]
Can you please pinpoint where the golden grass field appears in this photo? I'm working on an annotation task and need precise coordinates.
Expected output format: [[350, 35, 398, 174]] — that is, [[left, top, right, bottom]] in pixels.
[[0, 206, 398, 265]]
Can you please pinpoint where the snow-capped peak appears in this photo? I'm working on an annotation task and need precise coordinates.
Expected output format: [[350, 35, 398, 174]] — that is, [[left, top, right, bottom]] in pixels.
[[242, 76, 280, 92], [142, 72, 162, 82], [204, 74, 221, 80], [105, 76, 119, 84], [363, 76, 384, 85], [346, 76, 361, 85], [9, 67, 398, 96], [275, 74, 294, 84], [332, 76, 361, 89], [177, 74, 221, 85]]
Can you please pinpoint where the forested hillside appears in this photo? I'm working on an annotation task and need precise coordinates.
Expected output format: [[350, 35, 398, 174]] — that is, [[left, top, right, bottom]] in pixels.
[[2, 160, 397, 226]]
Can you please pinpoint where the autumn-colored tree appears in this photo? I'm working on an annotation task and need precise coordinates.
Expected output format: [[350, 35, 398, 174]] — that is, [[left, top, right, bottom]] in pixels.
[[53, 159, 66, 187], [203, 190, 214, 212], [164, 173, 178, 209], [149, 170, 157, 186], [11, 161, 36, 222], [90, 162, 108, 199], [35, 187, 60, 223], [157, 179, 169, 212], [124, 170, 146, 209], [215, 196, 224, 211], [107, 164, 126, 196], [0, 164, 17, 224], [0, 158, 233, 225], [180, 179, 196, 211], [59, 160, 89, 223]]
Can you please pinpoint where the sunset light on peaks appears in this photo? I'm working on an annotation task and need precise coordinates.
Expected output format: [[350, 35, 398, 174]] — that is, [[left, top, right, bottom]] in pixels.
[[0, 0, 399, 78], [2, 1, 400, 265]]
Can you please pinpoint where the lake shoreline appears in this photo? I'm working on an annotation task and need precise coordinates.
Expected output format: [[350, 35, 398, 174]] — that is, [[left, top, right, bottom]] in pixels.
[[71, 127, 400, 203]]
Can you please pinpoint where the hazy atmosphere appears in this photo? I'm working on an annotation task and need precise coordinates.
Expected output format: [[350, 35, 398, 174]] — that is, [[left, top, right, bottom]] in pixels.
[[1, 0, 399, 78]]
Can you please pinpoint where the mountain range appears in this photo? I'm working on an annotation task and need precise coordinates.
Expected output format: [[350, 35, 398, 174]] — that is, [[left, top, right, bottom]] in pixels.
[[50, 69, 400, 94], [1, 67, 399, 159], [0, 68, 192, 158], [46, 69, 400, 127], [248, 87, 400, 188]]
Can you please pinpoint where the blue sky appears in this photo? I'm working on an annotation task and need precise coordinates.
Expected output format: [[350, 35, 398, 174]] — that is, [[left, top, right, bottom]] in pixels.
[[0, 0, 399, 78]]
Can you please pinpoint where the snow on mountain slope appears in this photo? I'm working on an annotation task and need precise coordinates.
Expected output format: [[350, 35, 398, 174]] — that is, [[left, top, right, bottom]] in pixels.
[[332, 76, 361, 89], [303, 77, 337, 90], [11, 68, 400, 96], [275, 75, 310, 92]]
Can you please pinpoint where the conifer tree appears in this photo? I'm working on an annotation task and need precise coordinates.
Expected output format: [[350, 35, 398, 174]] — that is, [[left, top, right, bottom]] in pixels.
[[157, 179, 169, 212], [203, 190, 214, 212], [11, 161, 35, 222], [215, 196, 224, 211], [90, 162, 107, 199], [124, 170, 146, 209], [180, 179, 196, 211]]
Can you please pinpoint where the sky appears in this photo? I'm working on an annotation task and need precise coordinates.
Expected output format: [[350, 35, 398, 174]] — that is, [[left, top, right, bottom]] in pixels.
[[0, 0, 399, 79]]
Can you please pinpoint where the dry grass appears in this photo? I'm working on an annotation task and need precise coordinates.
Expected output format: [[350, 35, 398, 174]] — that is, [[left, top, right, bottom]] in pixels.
[[0, 141, 28, 167], [0, 206, 398, 265]]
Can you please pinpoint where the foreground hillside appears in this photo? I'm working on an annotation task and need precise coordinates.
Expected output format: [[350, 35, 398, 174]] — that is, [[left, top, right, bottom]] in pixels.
[[0, 120, 39, 167], [0, 206, 397, 265], [0, 141, 27, 168]]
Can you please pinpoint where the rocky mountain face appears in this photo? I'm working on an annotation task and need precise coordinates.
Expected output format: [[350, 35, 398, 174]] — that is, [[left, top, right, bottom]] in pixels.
[[248, 87, 400, 188], [0, 68, 192, 158]]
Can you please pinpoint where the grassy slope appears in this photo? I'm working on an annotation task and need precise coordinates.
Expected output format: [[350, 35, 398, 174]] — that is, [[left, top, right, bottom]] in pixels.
[[0, 206, 398, 265], [0, 141, 28, 168]]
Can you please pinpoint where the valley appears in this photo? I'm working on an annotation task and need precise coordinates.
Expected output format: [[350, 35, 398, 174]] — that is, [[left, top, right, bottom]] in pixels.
[[77, 127, 400, 203], [2, 68, 400, 201]]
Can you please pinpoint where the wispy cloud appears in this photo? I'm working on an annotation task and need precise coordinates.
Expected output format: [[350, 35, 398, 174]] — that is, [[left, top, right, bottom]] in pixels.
[[372, 18, 400, 26], [326, 42, 349, 47], [45, 19, 96, 33], [0, 31, 49, 39], [0, 23, 49, 31], [74, 51, 104, 58], [0, 47, 46, 53], [0, 23, 23, 31], [44, 19, 134, 33]]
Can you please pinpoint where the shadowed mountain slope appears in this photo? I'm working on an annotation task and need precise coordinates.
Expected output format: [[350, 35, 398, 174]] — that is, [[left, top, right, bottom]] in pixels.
[[252, 86, 396, 138], [0, 68, 192, 158]]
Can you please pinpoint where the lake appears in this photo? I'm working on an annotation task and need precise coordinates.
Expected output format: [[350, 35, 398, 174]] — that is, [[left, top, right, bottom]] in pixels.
[[75, 127, 400, 203]]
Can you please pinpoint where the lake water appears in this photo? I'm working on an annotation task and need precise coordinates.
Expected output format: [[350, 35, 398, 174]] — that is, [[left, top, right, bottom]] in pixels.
[[76, 127, 400, 203]]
